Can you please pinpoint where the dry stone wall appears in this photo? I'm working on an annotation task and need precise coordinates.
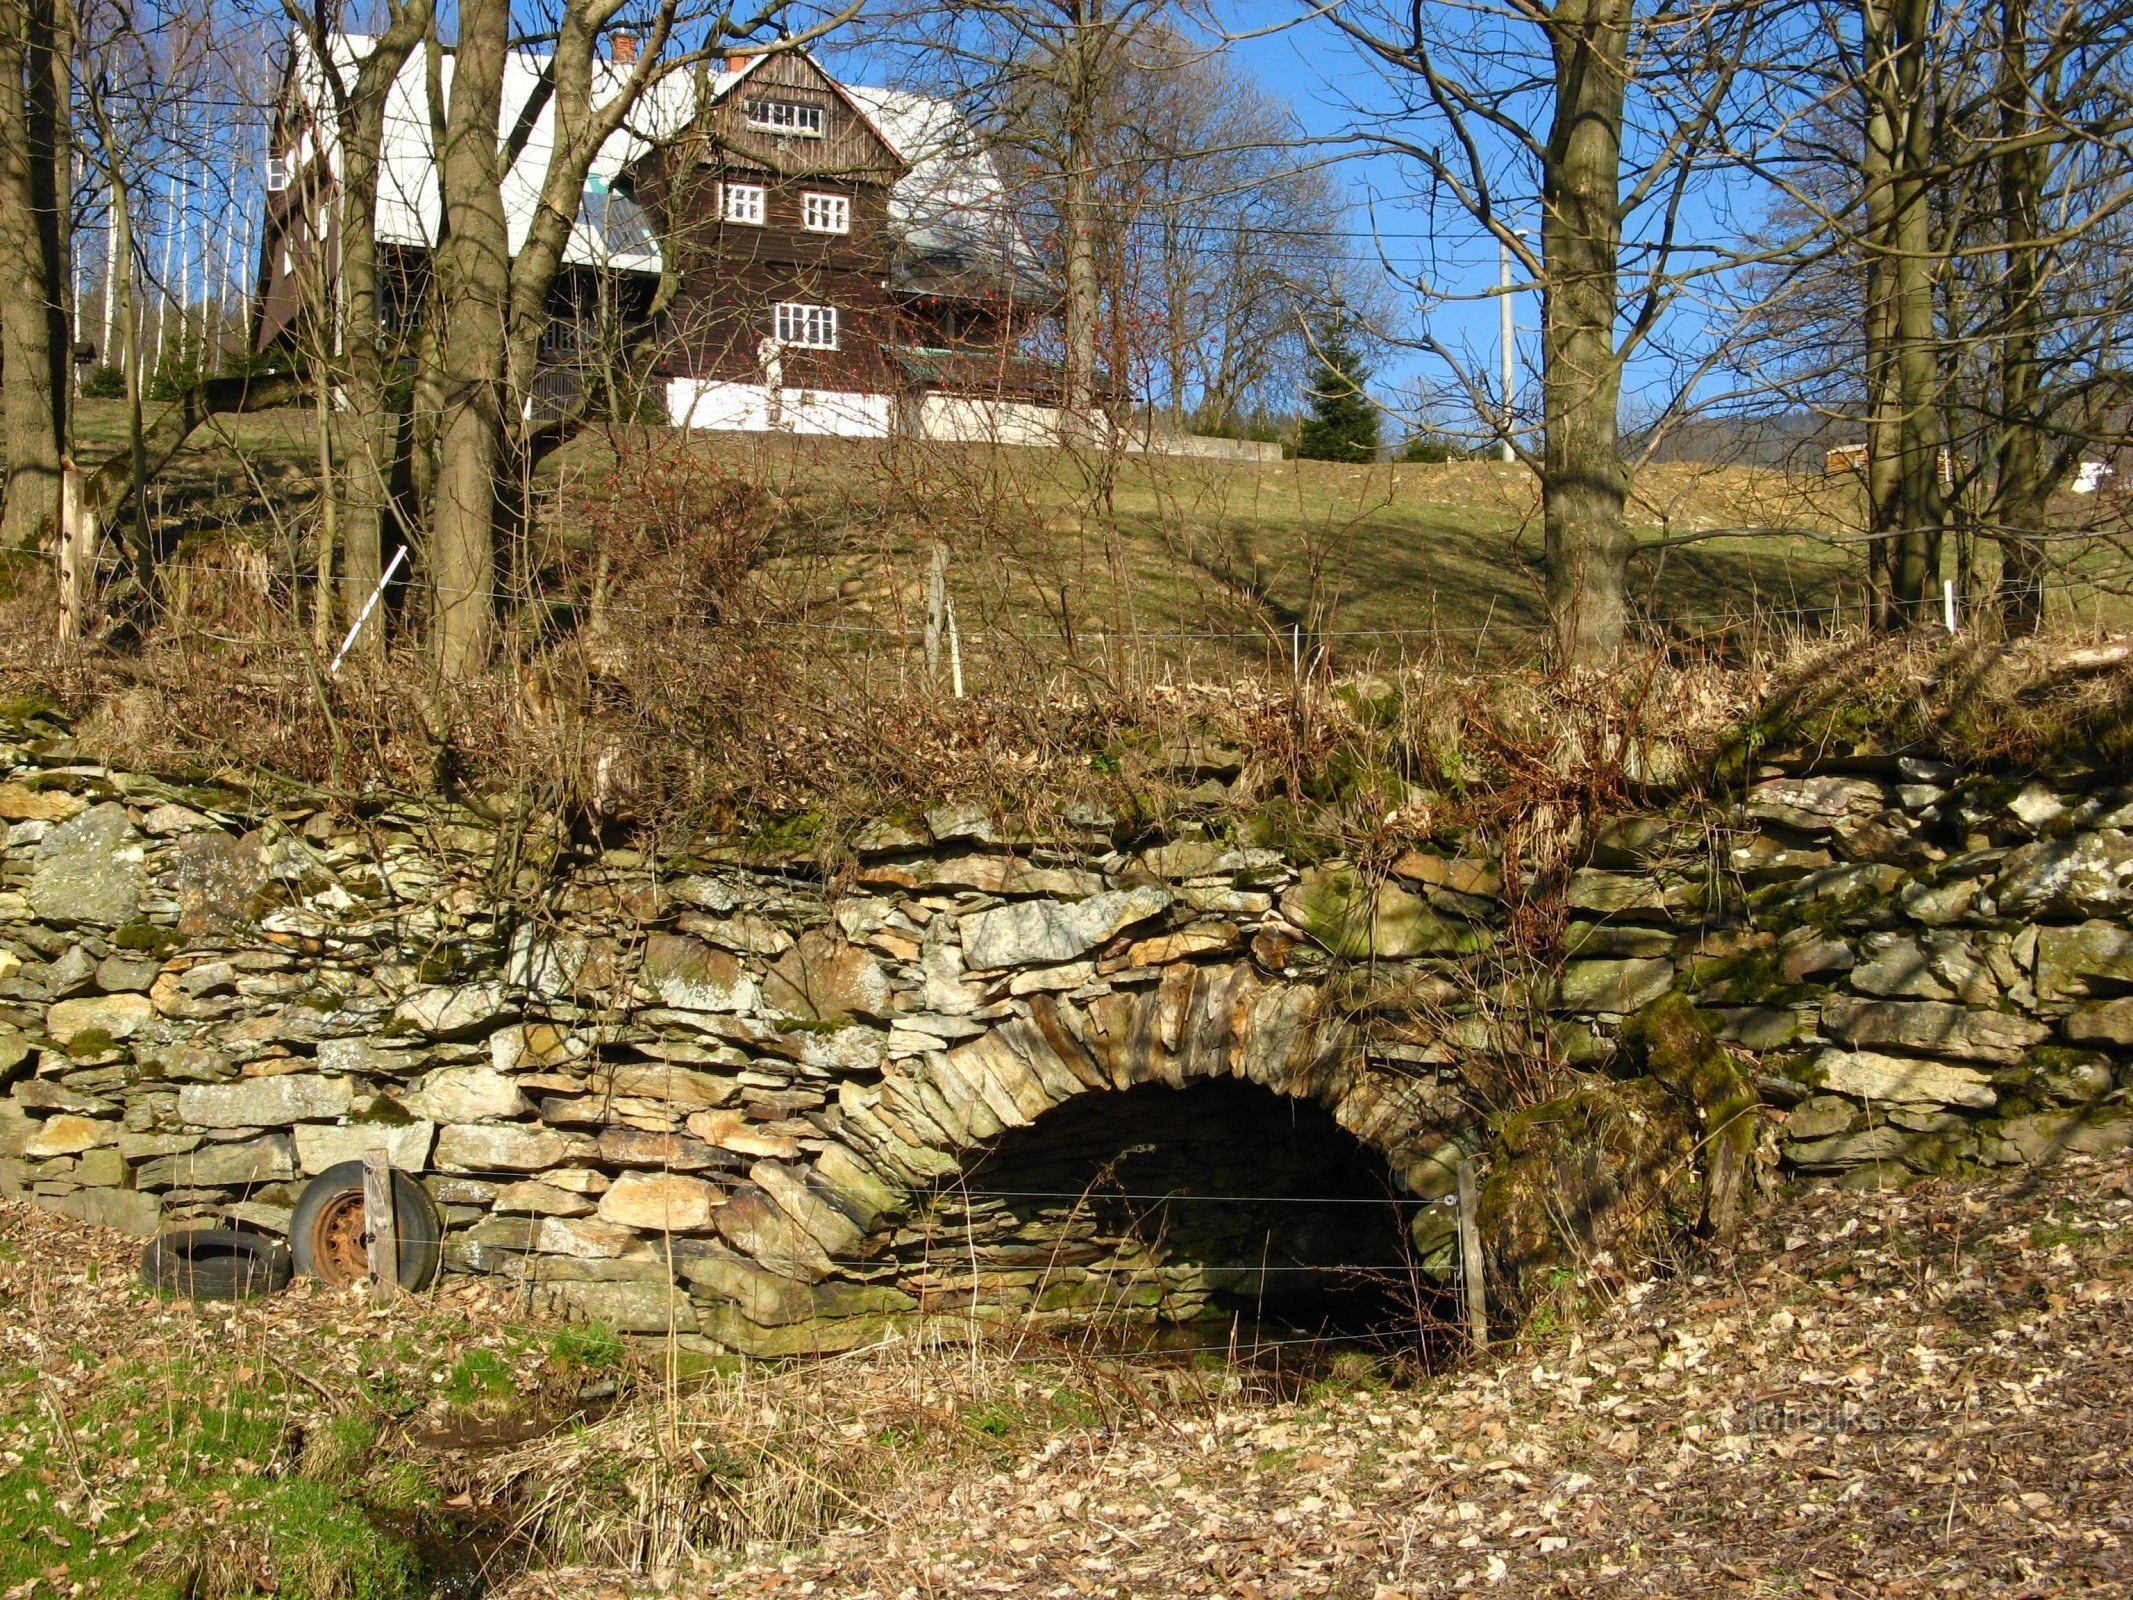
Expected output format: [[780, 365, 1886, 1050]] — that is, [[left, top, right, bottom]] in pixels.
[[2, 706, 2129, 1353]]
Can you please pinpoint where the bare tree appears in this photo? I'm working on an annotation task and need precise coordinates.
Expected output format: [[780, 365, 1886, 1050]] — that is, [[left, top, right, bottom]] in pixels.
[[888, 0, 1185, 446], [273, 4, 434, 656], [1314, 0, 1766, 663], [1083, 36, 1371, 432], [422, 0, 856, 680], [1729, 0, 2133, 630]]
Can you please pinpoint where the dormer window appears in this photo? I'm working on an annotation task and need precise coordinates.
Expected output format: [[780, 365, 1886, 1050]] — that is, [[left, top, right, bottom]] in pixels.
[[746, 97, 824, 137]]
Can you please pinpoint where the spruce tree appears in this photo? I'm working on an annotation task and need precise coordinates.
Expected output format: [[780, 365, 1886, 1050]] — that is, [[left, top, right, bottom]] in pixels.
[[1295, 319, 1380, 463]]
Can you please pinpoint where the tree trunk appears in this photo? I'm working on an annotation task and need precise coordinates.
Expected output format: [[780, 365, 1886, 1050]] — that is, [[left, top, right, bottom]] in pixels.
[[1059, 10, 1101, 448], [1863, 0, 1944, 623], [1860, 55, 1900, 634], [0, 0, 71, 552], [110, 176, 150, 581], [428, 0, 510, 681], [1991, 0, 2048, 633], [333, 13, 431, 657], [1538, 0, 1632, 666]]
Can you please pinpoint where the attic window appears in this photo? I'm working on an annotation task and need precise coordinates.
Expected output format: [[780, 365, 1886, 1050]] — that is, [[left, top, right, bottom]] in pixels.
[[746, 98, 824, 137]]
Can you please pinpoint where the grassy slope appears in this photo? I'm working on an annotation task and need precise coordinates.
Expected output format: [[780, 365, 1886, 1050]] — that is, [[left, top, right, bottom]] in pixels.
[[53, 398, 2128, 683]]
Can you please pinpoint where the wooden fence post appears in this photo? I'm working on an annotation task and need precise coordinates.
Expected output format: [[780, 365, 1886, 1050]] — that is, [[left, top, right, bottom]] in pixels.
[[363, 1149, 399, 1303], [925, 542, 947, 688], [1455, 1157, 1488, 1350], [57, 459, 92, 641]]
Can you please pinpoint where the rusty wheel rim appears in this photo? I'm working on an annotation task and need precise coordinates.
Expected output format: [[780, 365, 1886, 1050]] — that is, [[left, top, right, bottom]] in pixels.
[[311, 1190, 372, 1288]]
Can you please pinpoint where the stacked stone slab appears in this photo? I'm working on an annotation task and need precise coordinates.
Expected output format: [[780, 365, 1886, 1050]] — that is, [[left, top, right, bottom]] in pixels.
[[3, 707, 2129, 1353]]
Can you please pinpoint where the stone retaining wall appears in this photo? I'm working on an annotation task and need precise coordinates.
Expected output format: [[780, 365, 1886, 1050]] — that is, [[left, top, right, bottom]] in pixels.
[[2, 706, 2128, 1352]]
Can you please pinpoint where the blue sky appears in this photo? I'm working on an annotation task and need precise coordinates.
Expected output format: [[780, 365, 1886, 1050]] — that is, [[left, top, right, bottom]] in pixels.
[[834, 0, 1769, 432]]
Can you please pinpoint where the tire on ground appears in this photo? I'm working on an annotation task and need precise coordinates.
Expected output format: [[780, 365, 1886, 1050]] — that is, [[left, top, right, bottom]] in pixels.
[[288, 1161, 444, 1290], [140, 1228, 294, 1300]]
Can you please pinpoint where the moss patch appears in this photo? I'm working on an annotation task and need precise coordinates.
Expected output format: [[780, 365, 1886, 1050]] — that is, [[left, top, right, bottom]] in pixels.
[[1620, 994, 1763, 1237], [1477, 1076, 1702, 1318]]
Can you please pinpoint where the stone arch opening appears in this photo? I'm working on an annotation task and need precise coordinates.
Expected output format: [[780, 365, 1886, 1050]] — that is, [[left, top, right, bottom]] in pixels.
[[885, 1079, 1446, 1352]]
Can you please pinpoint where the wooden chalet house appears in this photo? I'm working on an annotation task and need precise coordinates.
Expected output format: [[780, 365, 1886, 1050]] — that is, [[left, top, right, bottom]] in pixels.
[[258, 34, 1062, 441]]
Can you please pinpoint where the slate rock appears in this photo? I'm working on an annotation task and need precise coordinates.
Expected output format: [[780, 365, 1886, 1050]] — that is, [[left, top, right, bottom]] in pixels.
[[0, 782, 85, 822], [961, 885, 1172, 970], [1279, 869, 1485, 961], [138, 1132, 295, 1188], [1807, 1048, 1997, 1109], [10, 1081, 116, 1115], [1980, 1109, 2133, 1165], [1899, 876, 1981, 926], [2034, 922, 2133, 1000], [762, 930, 893, 1022], [1851, 932, 1996, 1004], [23, 1115, 116, 1157], [45, 1185, 160, 1236], [677, 912, 793, 956], [601, 1063, 736, 1109], [401, 1066, 532, 1124], [596, 1170, 725, 1232], [642, 934, 758, 1013], [174, 829, 266, 939], [1820, 996, 2049, 1065], [314, 1038, 428, 1077], [492, 1180, 597, 1217], [27, 805, 147, 927], [2064, 998, 2133, 1047], [1784, 1125, 1925, 1171], [1565, 870, 1669, 916], [1778, 930, 1854, 983], [177, 1074, 353, 1129], [94, 953, 160, 993], [293, 1120, 436, 1174], [1747, 776, 1888, 831], [462, 1213, 638, 1258], [434, 1122, 598, 1173], [595, 1127, 737, 1172], [1784, 1095, 1860, 1141], [1554, 958, 1675, 1016], [1994, 831, 2133, 918], [44, 945, 97, 998], [392, 983, 516, 1040], [533, 1279, 696, 1333]]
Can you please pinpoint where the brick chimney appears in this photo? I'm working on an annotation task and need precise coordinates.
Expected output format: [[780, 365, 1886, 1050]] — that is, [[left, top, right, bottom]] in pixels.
[[611, 30, 638, 65], [727, 53, 750, 73]]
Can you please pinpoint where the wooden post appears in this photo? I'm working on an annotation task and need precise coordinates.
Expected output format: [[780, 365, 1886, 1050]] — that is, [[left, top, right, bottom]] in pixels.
[[57, 459, 90, 641], [925, 542, 947, 688], [945, 593, 965, 699], [1455, 1157, 1488, 1350], [363, 1149, 399, 1302]]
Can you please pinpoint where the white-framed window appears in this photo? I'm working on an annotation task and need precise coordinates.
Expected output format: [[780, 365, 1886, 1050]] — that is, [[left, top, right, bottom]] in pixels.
[[774, 302, 839, 350], [801, 192, 850, 234], [721, 182, 766, 225], [745, 97, 824, 137], [265, 155, 291, 192]]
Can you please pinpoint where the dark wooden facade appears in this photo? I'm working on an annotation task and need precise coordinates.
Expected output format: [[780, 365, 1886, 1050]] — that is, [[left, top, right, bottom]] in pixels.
[[637, 53, 907, 395]]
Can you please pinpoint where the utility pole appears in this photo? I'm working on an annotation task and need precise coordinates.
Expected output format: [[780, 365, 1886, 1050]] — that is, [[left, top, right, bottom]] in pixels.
[[1498, 234, 1516, 464]]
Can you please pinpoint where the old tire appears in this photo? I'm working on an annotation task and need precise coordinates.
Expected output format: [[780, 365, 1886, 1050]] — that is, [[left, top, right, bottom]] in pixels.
[[141, 1228, 294, 1300], [289, 1161, 443, 1291]]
